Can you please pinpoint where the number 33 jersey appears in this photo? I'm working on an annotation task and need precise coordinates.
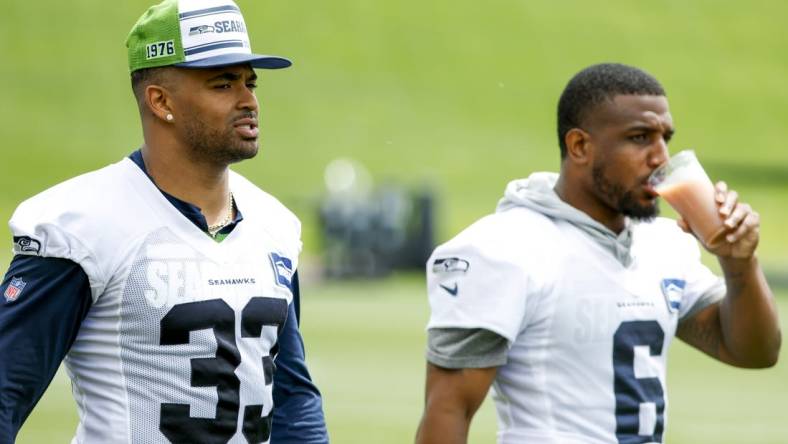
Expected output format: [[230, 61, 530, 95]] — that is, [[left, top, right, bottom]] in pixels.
[[10, 158, 301, 444], [426, 206, 725, 444]]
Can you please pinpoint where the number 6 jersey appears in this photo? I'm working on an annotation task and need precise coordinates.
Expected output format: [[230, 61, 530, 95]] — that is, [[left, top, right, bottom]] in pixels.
[[10, 158, 301, 444], [426, 174, 725, 444]]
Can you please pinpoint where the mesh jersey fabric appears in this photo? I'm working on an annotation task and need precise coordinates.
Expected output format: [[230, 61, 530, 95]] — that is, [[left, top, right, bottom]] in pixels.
[[9, 157, 301, 443], [426, 200, 724, 443]]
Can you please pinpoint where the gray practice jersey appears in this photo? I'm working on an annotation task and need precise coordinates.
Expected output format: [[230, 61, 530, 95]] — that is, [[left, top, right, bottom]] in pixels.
[[426, 173, 724, 444]]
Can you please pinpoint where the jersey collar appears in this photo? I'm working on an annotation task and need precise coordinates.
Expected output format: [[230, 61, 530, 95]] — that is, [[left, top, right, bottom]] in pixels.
[[128, 150, 243, 237]]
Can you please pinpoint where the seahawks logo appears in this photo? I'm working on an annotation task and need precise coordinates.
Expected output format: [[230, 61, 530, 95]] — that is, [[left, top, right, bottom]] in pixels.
[[269, 252, 294, 292], [432, 257, 470, 274], [660, 278, 686, 313], [13, 236, 41, 255], [189, 25, 215, 36]]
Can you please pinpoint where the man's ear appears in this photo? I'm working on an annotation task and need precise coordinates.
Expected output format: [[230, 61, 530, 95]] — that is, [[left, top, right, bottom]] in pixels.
[[145, 83, 175, 123], [564, 128, 593, 166]]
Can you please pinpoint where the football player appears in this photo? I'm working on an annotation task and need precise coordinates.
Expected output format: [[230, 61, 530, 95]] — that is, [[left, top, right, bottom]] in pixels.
[[0, 1, 327, 443], [416, 63, 781, 444]]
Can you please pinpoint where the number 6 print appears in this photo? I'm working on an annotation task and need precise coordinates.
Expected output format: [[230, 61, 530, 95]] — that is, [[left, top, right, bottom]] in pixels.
[[613, 320, 666, 444]]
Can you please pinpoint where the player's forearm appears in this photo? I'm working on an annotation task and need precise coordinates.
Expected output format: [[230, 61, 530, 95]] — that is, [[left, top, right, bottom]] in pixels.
[[416, 363, 496, 443], [718, 255, 781, 367], [415, 409, 471, 444]]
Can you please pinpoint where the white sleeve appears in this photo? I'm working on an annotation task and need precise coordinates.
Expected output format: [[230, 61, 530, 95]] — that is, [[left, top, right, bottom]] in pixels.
[[426, 241, 528, 344], [9, 195, 106, 302], [677, 237, 725, 320]]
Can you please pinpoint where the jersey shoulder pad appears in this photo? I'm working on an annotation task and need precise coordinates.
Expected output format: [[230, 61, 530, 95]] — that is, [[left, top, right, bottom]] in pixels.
[[229, 170, 302, 256], [426, 209, 558, 341], [441, 207, 562, 265], [9, 159, 150, 298]]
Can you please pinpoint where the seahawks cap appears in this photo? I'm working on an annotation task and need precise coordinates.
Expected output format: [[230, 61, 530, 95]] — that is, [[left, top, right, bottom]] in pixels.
[[126, 0, 291, 72]]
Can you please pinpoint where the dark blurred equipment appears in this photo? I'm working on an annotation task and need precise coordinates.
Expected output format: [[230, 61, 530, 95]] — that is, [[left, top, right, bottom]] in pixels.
[[319, 184, 436, 279]]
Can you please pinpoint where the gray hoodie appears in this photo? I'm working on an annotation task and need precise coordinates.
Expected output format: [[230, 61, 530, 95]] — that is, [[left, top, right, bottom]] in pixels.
[[496, 172, 635, 267]]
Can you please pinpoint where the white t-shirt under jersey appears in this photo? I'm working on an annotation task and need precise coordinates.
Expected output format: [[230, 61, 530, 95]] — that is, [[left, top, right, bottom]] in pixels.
[[10, 158, 301, 444], [426, 206, 724, 444]]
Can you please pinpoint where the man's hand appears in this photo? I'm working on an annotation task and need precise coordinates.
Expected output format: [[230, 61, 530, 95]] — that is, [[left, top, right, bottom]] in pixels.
[[676, 181, 780, 368], [677, 181, 760, 258]]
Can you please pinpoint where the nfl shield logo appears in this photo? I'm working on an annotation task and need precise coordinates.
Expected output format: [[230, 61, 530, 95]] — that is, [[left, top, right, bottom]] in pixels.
[[4, 277, 27, 302], [660, 278, 686, 313]]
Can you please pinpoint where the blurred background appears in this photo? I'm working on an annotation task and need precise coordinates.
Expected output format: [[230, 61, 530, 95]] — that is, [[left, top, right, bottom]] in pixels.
[[2, 0, 787, 442]]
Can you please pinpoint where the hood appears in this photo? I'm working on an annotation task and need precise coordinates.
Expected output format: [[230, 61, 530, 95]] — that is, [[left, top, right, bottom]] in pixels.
[[496, 172, 634, 267]]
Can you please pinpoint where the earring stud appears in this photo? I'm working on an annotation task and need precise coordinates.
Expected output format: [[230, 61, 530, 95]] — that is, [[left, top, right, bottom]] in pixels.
[[166, 113, 174, 121]]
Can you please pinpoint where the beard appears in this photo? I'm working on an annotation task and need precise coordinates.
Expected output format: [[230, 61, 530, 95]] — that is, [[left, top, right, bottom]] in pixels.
[[592, 163, 659, 221], [181, 112, 259, 165]]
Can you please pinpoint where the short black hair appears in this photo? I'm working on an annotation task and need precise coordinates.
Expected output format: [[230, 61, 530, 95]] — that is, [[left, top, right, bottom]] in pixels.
[[130, 67, 173, 104], [131, 68, 155, 101], [557, 63, 666, 158]]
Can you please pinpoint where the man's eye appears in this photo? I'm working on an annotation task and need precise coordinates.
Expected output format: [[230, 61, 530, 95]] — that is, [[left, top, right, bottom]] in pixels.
[[215, 84, 231, 89], [247, 83, 258, 90], [630, 134, 648, 143]]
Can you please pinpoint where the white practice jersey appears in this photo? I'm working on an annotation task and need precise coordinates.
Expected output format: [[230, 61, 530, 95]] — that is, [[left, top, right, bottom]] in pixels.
[[426, 206, 724, 444], [10, 158, 301, 444]]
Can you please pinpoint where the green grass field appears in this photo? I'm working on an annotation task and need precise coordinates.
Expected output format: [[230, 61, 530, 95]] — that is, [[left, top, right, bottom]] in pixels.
[[3, 0, 788, 442], [16, 277, 788, 443], [2, 1, 787, 252]]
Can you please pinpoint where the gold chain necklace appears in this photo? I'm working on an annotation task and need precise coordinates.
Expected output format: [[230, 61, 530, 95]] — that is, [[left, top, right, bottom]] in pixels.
[[207, 192, 234, 237]]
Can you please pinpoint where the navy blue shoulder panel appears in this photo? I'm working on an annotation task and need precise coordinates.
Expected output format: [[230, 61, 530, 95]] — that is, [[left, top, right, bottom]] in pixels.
[[0, 255, 92, 443], [292, 272, 301, 325]]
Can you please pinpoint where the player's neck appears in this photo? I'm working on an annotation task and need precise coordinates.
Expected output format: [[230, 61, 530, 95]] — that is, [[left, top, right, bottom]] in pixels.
[[140, 145, 233, 227], [554, 175, 626, 234]]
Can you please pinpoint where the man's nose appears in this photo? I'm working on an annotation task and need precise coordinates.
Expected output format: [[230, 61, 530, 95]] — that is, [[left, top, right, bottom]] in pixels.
[[650, 138, 669, 168], [238, 86, 258, 111]]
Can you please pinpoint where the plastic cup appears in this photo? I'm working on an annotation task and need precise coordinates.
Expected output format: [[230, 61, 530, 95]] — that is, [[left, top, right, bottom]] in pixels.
[[648, 150, 727, 247]]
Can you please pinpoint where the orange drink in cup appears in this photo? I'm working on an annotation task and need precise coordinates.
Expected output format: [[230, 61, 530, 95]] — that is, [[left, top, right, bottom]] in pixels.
[[648, 150, 727, 247]]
